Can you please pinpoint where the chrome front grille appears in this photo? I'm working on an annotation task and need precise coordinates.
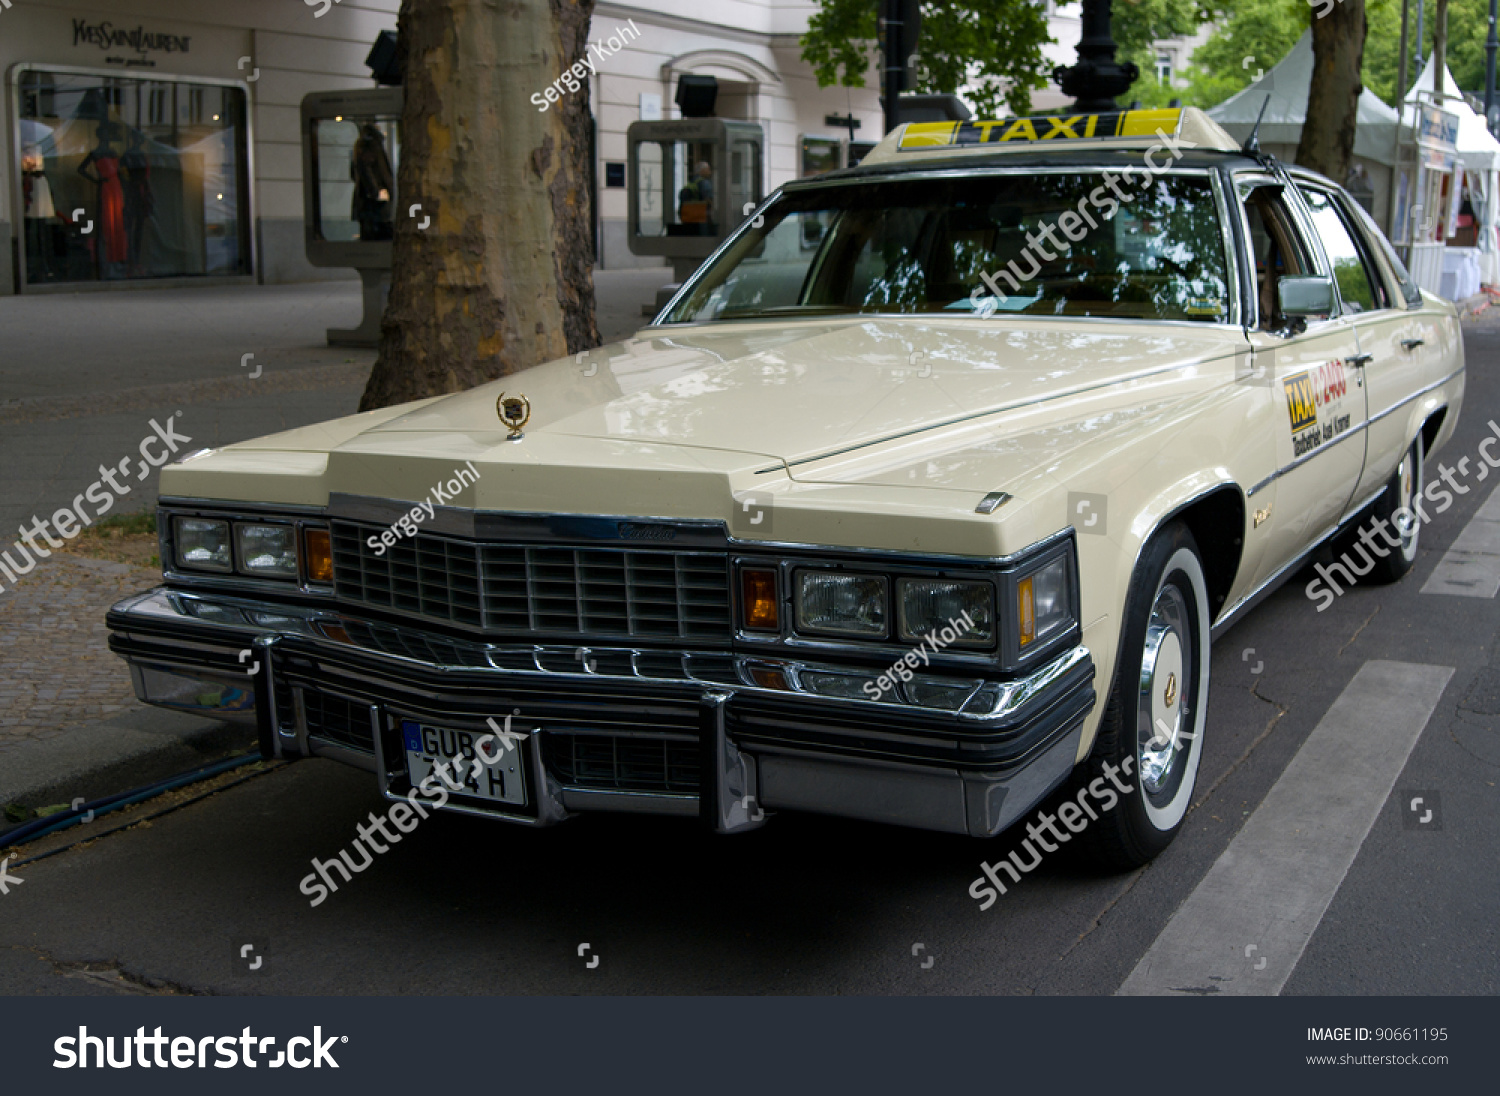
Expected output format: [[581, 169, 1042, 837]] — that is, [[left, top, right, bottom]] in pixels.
[[329, 521, 732, 641]]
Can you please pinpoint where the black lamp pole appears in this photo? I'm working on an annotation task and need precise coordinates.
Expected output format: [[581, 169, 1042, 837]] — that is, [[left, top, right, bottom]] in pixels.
[[1486, 0, 1498, 132], [1054, 0, 1139, 112]]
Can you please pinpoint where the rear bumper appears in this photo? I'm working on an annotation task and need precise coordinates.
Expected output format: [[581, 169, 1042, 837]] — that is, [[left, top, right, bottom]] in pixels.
[[106, 586, 1096, 838]]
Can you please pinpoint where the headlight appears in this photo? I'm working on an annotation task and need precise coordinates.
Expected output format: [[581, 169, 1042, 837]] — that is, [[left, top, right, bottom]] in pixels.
[[1017, 554, 1070, 648], [175, 517, 231, 572], [794, 570, 888, 637], [897, 579, 994, 647], [234, 523, 298, 579]]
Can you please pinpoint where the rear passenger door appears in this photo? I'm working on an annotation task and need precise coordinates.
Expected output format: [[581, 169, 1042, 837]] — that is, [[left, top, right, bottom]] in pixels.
[[1295, 184, 1417, 510]]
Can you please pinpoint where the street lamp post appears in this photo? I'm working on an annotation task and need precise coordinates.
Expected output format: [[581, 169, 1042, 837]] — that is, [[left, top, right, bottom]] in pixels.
[[1415, 0, 1425, 81], [1054, 0, 1139, 113], [1486, 0, 1498, 133]]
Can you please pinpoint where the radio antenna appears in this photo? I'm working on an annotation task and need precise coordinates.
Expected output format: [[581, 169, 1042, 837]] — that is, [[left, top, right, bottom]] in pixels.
[[1243, 94, 1271, 155]]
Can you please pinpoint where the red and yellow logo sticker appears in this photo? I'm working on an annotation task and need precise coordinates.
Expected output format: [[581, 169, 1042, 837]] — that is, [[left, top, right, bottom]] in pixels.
[[1283, 372, 1319, 434]]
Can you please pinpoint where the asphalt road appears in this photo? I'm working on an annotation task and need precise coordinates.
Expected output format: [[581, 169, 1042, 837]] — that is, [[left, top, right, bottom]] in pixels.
[[2, 310, 1496, 997]]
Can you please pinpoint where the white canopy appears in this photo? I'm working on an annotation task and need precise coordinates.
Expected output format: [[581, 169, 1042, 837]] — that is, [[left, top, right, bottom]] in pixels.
[[1208, 31, 1401, 165], [1401, 57, 1500, 171]]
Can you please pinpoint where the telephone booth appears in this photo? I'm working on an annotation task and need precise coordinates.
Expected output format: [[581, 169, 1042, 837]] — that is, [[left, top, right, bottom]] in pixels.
[[626, 118, 764, 283], [301, 87, 402, 346]]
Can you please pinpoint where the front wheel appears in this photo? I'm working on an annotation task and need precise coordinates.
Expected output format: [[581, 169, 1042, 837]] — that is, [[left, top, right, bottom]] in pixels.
[[1075, 521, 1211, 869]]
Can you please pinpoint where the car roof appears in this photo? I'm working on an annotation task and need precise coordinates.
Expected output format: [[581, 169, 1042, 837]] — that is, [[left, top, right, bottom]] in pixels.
[[785, 106, 1320, 189]]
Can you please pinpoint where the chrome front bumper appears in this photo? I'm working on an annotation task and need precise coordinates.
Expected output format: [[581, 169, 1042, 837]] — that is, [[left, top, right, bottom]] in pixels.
[[106, 586, 1096, 838]]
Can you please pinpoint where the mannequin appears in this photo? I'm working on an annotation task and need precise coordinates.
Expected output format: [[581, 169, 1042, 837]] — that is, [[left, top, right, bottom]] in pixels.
[[78, 121, 129, 275], [21, 146, 59, 282], [120, 127, 154, 276]]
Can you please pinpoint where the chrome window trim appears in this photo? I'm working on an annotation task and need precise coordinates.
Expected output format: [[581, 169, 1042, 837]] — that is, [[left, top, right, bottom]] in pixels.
[[653, 166, 1242, 330]]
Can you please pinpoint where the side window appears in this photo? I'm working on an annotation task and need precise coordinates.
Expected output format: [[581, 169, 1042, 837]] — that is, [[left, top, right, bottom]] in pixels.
[[1298, 187, 1382, 313], [1340, 194, 1425, 309], [1239, 183, 1315, 331]]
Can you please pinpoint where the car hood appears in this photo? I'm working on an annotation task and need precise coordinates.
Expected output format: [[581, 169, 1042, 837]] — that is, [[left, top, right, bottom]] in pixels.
[[163, 317, 1244, 555], [353, 316, 1241, 467]]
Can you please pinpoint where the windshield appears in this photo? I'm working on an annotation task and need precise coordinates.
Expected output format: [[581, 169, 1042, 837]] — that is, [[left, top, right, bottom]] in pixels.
[[662, 172, 1231, 324]]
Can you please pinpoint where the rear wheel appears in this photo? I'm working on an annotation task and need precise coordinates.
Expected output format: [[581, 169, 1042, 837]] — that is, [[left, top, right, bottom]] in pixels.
[[1075, 521, 1211, 869], [1354, 438, 1424, 585]]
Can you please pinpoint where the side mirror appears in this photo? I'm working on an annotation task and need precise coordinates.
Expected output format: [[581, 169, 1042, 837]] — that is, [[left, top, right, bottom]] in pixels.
[[1278, 275, 1334, 317]]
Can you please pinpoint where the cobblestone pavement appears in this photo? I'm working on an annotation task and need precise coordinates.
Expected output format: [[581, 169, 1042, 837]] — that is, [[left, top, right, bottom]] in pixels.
[[0, 555, 158, 755], [0, 269, 667, 802]]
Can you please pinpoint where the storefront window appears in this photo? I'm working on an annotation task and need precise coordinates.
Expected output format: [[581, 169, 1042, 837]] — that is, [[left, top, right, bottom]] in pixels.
[[16, 68, 251, 286]]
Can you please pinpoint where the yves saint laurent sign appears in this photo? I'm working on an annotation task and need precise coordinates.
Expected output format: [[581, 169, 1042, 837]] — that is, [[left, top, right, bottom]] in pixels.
[[72, 18, 192, 57]]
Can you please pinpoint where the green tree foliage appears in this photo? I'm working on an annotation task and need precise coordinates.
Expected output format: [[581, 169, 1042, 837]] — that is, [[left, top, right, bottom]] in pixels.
[[1172, 0, 1308, 105], [1116, 0, 1218, 86], [1364, 0, 1490, 104], [800, 0, 1052, 117], [802, 0, 1490, 120], [1173, 0, 1489, 110]]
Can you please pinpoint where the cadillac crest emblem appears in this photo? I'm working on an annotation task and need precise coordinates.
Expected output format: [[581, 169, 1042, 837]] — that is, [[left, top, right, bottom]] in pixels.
[[497, 392, 531, 441]]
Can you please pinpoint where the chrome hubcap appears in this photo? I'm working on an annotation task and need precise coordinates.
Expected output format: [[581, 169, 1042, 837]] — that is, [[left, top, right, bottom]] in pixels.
[[1138, 584, 1193, 798], [1394, 450, 1419, 547]]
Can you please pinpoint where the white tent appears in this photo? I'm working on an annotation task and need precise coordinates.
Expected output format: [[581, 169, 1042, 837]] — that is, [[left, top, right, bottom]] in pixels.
[[1402, 57, 1500, 289], [1211, 31, 1402, 163], [1209, 32, 1402, 231]]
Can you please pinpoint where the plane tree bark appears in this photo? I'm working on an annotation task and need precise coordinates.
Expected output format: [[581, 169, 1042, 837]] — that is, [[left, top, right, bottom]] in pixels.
[[360, 0, 600, 412], [1295, 0, 1367, 183]]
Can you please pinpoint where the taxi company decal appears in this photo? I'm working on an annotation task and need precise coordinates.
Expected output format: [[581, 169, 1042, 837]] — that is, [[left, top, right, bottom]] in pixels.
[[1284, 360, 1353, 458], [898, 109, 1183, 151]]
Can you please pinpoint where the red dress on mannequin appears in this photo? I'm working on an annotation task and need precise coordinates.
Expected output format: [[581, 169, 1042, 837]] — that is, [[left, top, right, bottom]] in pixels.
[[93, 155, 128, 265]]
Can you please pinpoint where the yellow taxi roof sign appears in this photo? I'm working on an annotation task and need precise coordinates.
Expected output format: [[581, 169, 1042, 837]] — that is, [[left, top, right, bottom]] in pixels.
[[860, 106, 1240, 165]]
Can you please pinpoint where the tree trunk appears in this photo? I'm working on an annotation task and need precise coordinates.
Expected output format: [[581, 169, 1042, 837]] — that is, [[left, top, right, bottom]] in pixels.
[[1295, 0, 1367, 183], [360, 0, 600, 412]]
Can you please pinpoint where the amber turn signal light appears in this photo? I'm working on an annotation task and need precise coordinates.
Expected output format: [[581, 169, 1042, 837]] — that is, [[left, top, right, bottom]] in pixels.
[[742, 568, 780, 632], [1017, 575, 1035, 647], [304, 528, 333, 584]]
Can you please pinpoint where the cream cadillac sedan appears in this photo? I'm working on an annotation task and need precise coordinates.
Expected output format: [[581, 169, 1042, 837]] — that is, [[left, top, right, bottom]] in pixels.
[[108, 108, 1464, 868]]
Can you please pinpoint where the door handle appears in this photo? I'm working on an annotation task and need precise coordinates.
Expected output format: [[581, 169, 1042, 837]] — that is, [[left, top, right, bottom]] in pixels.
[[1400, 338, 1425, 351], [1348, 353, 1373, 367]]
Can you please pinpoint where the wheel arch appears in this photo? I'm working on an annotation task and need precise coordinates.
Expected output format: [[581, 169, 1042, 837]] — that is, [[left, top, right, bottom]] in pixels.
[[1167, 485, 1246, 625]]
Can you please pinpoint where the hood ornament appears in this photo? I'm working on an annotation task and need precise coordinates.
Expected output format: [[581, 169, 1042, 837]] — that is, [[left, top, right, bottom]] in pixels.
[[497, 392, 530, 441]]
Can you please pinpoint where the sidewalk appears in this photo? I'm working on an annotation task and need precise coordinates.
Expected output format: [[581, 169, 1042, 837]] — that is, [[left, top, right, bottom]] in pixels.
[[0, 267, 669, 817]]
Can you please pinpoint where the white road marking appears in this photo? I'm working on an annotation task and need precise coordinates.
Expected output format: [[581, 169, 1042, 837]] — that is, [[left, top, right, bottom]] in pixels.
[[1422, 485, 1500, 597], [1117, 660, 1452, 996]]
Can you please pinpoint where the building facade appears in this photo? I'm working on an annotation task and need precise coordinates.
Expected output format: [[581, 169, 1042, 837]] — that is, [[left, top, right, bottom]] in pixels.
[[2, 0, 1205, 293]]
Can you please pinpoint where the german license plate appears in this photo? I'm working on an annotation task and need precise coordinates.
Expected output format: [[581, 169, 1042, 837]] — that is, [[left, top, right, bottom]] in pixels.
[[401, 720, 527, 806]]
